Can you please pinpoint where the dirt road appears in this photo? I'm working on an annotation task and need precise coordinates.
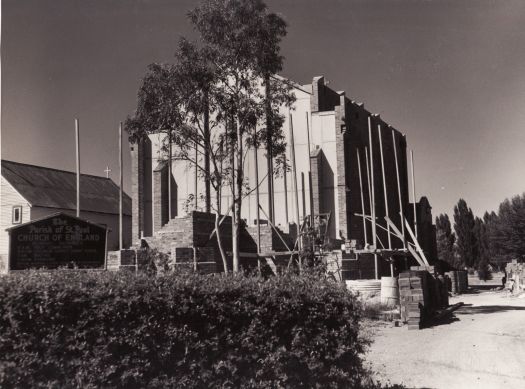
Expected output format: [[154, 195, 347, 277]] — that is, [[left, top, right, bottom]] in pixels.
[[365, 290, 525, 389]]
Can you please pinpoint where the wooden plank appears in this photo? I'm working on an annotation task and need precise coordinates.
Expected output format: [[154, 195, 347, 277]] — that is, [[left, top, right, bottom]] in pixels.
[[265, 257, 277, 274], [406, 245, 426, 267], [404, 218, 430, 266], [238, 251, 299, 258]]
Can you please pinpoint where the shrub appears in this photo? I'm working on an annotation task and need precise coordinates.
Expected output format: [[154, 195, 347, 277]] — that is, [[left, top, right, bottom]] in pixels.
[[0, 270, 375, 388]]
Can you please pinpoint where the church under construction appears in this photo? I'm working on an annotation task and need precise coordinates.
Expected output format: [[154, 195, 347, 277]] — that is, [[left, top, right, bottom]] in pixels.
[[126, 75, 437, 280]]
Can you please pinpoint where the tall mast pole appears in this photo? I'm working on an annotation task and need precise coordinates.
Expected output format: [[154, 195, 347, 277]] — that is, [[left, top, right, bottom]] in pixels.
[[378, 124, 393, 276], [392, 129, 406, 249], [75, 118, 80, 217], [410, 150, 418, 240], [368, 116, 378, 280], [119, 122, 123, 250]]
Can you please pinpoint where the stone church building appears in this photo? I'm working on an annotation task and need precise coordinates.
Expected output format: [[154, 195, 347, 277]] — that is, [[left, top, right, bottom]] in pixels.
[[129, 75, 436, 279]]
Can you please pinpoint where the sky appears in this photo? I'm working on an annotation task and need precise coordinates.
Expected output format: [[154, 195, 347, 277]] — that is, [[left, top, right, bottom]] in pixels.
[[2, 0, 525, 218]]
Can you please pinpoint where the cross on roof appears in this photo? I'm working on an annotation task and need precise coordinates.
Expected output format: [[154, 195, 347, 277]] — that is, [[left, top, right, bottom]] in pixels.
[[104, 166, 111, 178]]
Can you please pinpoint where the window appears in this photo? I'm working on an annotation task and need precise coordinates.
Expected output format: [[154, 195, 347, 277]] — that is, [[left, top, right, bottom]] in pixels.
[[12, 206, 22, 224]]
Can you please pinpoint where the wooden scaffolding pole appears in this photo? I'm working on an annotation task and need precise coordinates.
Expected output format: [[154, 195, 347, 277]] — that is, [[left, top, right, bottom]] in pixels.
[[194, 142, 198, 210], [306, 112, 314, 222], [378, 124, 393, 276], [301, 172, 306, 221], [392, 130, 406, 249], [368, 116, 378, 280], [283, 159, 289, 224], [357, 149, 368, 245], [75, 118, 80, 217], [168, 133, 172, 221], [289, 114, 301, 250], [119, 122, 123, 250], [410, 150, 418, 240], [365, 147, 373, 239]]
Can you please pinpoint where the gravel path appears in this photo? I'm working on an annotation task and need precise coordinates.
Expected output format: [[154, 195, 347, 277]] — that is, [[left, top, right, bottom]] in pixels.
[[365, 290, 525, 389]]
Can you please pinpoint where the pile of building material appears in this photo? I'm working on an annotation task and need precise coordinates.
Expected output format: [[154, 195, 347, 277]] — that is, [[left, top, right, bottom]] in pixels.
[[506, 260, 525, 294], [445, 270, 468, 294], [346, 279, 382, 298], [399, 268, 449, 330]]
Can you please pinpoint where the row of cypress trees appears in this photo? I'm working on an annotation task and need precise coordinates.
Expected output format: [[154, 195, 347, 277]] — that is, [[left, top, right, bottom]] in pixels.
[[436, 193, 525, 279]]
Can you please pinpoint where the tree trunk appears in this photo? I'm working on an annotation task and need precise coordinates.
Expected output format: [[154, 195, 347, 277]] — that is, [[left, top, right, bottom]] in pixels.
[[204, 91, 211, 213], [265, 75, 274, 223], [216, 139, 228, 273], [215, 208, 228, 273], [232, 120, 243, 272]]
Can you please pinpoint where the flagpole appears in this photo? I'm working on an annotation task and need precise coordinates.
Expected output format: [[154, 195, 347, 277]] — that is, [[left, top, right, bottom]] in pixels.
[[75, 118, 80, 217], [119, 122, 123, 250]]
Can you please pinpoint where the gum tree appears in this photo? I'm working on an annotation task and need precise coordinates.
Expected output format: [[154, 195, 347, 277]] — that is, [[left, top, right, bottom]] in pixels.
[[125, 54, 231, 273], [188, 0, 295, 271], [127, 0, 295, 272]]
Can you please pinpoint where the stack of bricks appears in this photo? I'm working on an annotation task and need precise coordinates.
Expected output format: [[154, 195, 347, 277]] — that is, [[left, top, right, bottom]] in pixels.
[[506, 260, 525, 294], [400, 268, 451, 330], [411, 265, 435, 273], [399, 270, 429, 330], [445, 270, 468, 294], [411, 265, 448, 311]]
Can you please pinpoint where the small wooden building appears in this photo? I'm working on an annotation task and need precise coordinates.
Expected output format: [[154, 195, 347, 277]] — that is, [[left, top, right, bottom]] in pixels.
[[0, 160, 132, 273]]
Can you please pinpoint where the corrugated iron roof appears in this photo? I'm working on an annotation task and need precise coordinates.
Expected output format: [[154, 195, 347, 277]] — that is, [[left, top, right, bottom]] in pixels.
[[1, 160, 131, 216]]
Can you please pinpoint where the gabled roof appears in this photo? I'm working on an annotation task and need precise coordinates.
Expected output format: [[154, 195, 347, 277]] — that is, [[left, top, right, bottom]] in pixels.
[[1, 160, 131, 216]]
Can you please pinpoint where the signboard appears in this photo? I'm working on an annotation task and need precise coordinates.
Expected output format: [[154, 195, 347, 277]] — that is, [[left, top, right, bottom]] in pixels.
[[8, 213, 107, 270]]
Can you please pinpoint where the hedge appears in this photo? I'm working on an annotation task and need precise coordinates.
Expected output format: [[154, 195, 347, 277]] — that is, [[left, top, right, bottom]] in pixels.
[[0, 270, 375, 388]]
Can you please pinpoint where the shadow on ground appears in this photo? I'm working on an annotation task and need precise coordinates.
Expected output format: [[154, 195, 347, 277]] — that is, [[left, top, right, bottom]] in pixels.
[[462, 285, 503, 294], [425, 315, 460, 328], [424, 302, 525, 329], [455, 304, 525, 315]]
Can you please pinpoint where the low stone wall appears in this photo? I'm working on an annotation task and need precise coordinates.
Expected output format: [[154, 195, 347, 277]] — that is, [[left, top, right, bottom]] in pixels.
[[107, 249, 138, 272], [112, 212, 301, 274]]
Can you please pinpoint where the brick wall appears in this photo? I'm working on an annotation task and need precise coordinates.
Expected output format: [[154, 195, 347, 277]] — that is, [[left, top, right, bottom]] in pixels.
[[130, 137, 152, 241], [310, 148, 323, 217], [245, 224, 294, 254], [335, 92, 349, 241], [153, 163, 167, 232], [310, 76, 342, 113]]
